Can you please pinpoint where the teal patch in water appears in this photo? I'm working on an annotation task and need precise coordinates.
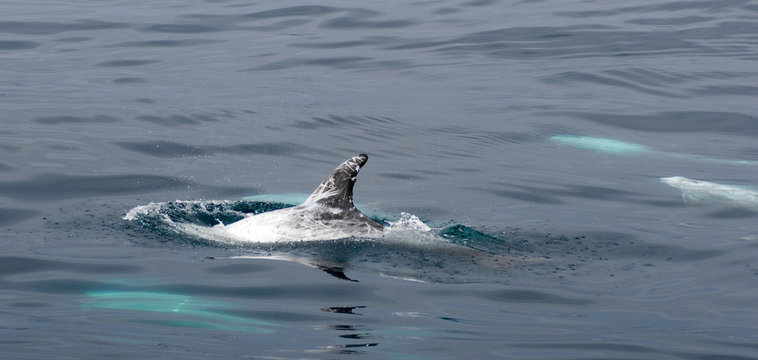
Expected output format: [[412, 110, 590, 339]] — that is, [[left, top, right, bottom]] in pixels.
[[551, 135, 758, 165], [439, 224, 504, 253], [83, 290, 279, 333], [550, 135, 651, 155], [440, 224, 498, 244], [242, 193, 308, 206]]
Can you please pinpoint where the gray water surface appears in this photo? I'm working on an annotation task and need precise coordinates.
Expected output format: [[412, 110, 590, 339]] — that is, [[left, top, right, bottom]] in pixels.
[[2, 0, 758, 359]]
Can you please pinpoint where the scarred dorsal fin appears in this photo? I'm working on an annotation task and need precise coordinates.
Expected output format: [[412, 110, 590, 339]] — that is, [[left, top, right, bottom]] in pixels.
[[305, 154, 368, 209]]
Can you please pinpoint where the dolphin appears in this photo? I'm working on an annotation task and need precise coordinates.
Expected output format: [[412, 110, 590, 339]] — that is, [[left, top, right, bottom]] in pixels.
[[661, 176, 758, 210], [222, 154, 383, 242], [551, 135, 758, 165], [122, 153, 547, 281]]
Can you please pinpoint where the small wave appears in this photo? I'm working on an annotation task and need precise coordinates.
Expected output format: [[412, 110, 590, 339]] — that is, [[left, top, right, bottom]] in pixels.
[[386, 212, 432, 232], [379, 212, 446, 246], [123, 199, 294, 244]]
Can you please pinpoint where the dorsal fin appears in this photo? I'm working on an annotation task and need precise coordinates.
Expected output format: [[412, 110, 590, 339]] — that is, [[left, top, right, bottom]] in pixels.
[[305, 154, 368, 209]]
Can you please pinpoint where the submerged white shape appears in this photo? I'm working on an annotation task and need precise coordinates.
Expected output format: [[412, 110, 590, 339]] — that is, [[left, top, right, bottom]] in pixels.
[[83, 290, 278, 333], [661, 176, 758, 210], [550, 135, 650, 155], [551, 135, 758, 165]]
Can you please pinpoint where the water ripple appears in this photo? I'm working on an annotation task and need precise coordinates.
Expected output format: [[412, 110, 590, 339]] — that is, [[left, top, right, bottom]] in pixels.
[[289, 36, 399, 49], [0, 20, 129, 35], [554, 111, 758, 135], [425, 126, 554, 147], [319, 16, 417, 30], [236, 5, 337, 20], [0, 40, 39, 50], [0, 208, 38, 226], [0, 256, 140, 277], [32, 115, 121, 125], [253, 56, 414, 71], [112, 77, 147, 84], [0, 174, 193, 201], [135, 114, 218, 127], [104, 39, 223, 48], [627, 15, 715, 25], [114, 140, 325, 159], [94, 59, 159, 67], [555, 0, 754, 18], [541, 71, 684, 98], [143, 5, 338, 33]]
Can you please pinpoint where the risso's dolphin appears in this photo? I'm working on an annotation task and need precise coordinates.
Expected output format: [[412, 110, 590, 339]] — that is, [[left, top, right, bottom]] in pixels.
[[222, 154, 383, 242], [551, 135, 758, 165], [661, 176, 758, 210]]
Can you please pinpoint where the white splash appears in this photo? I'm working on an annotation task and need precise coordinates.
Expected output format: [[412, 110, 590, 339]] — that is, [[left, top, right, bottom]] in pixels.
[[386, 212, 432, 232], [123, 199, 234, 221], [123, 201, 163, 221], [661, 176, 758, 210], [123, 199, 442, 246], [378, 212, 445, 246]]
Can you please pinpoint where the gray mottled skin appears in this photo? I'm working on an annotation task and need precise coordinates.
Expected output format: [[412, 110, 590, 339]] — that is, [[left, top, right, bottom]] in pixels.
[[223, 154, 383, 242], [304, 154, 383, 230]]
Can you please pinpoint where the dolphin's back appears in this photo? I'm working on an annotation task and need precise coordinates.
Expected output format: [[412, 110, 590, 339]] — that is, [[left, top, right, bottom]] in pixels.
[[224, 154, 382, 243]]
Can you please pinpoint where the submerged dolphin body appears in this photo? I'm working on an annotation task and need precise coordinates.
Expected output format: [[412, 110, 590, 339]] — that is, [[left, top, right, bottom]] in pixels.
[[551, 135, 758, 165], [661, 176, 758, 210], [222, 154, 383, 243]]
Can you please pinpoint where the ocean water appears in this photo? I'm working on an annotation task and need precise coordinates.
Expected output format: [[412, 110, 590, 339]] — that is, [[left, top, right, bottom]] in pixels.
[[2, 0, 758, 358]]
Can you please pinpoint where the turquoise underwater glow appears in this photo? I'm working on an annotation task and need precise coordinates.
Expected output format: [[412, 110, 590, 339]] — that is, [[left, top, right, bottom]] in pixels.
[[242, 193, 309, 205], [550, 135, 651, 155], [83, 290, 279, 333], [551, 135, 758, 165]]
